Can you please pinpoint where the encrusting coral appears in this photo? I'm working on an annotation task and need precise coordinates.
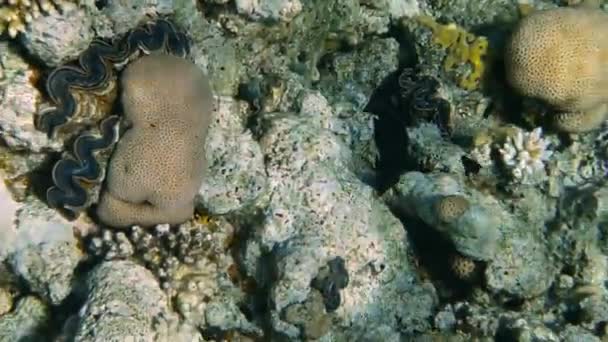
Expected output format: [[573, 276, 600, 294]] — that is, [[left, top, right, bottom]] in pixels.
[[434, 194, 470, 224], [96, 53, 213, 228], [505, 4, 608, 133], [0, 0, 78, 38], [39, 18, 192, 219]]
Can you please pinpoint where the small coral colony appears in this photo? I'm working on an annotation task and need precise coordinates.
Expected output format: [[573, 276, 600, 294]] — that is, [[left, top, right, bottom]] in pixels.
[[32, 1, 608, 228]]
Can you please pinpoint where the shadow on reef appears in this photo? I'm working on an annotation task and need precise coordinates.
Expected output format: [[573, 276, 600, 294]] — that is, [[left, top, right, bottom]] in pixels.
[[366, 27, 420, 193], [366, 69, 411, 193], [389, 207, 482, 300], [26, 152, 62, 205]]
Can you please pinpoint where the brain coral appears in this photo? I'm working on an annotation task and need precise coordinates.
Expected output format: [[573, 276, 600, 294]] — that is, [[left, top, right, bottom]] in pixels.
[[96, 54, 213, 228], [504, 6, 608, 132]]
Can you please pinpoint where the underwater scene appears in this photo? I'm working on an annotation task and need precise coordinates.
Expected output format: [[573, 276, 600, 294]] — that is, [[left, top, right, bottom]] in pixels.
[[0, 0, 607, 340]]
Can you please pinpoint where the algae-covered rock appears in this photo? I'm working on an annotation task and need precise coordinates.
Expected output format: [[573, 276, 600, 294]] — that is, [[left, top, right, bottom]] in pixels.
[[20, 3, 94, 68], [0, 296, 49, 341], [197, 96, 268, 215], [389, 171, 501, 260], [0, 42, 59, 152], [5, 200, 86, 305], [75, 260, 188, 341]]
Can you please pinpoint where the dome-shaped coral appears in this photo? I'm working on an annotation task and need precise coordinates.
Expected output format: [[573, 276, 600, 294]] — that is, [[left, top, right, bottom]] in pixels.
[[96, 54, 214, 228], [504, 6, 608, 132]]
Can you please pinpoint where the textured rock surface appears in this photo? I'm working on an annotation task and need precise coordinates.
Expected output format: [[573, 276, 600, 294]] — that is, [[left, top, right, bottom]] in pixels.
[[20, 3, 95, 68], [389, 171, 502, 260], [0, 296, 49, 341], [197, 96, 268, 215], [3, 0, 608, 340], [0, 177, 19, 233], [0, 42, 60, 152], [74, 260, 199, 341], [4, 200, 87, 305], [243, 92, 437, 338]]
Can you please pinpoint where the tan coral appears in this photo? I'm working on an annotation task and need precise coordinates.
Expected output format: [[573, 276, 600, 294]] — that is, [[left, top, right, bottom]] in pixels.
[[96, 54, 214, 228], [504, 6, 608, 132], [434, 194, 470, 224], [450, 253, 477, 281], [554, 103, 608, 133]]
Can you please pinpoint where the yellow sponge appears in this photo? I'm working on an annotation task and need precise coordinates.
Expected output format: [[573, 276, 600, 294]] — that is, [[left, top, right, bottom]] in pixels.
[[505, 6, 608, 132], [96, 54, 214, 228], [417, 15, 489, 91]]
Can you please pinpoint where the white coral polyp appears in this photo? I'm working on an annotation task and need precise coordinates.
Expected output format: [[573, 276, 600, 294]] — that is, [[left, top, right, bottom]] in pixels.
[[499, 127, 553, 182]]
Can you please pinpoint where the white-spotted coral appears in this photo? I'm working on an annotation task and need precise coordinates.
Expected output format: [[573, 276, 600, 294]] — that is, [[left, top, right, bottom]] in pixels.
[[498, 127, 553, 183], [0, 0, 78, 38], [504, 6, 608, 132], [96, 54, 214, 228]]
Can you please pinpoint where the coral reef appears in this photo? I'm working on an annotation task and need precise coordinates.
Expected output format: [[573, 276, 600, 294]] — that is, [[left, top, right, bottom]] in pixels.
[[73, 260, 201, 341], [87, 217, 262, 337], [388, 171, 501, 261], [235, 0, 303, 22], [0, 41, 61, 152], [96, 53, 213, 228], [406, 123, 466, 173], [19, 1, 94, 68], [196, 95, 268, 215], [2, 0, 608, 340], [2, 199, 89, 304], [0, 174, 19, 232], [505, 5, 608, 133]]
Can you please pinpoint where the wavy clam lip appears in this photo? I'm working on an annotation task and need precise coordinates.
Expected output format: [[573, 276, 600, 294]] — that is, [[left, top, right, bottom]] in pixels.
[[36, 18, 191, 138], [122, 18, 191, 57], [46, 115, 120, 219], [36, 40, 119, 137]]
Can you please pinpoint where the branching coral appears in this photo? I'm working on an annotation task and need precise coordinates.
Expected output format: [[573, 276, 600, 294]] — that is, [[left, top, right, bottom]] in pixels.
[[505, 5, 608, 133], [0, 0, 78, 38], [96, 53, 213, 228], [498, 127, 553, 183]]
